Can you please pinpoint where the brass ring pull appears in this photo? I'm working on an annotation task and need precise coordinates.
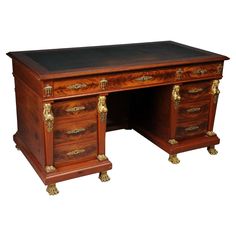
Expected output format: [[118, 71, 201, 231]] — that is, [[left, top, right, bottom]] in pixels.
[[188, 88, 203, 94], [66, 149, 85, 156], [193, 69, 207, 75], [66, 128, 86, 135], [185, 126, 199, 132], [135, 76, 153, 82], [66, 106, 86, 113], [67, 83, 87, 90], [186, 107, 201, 113]]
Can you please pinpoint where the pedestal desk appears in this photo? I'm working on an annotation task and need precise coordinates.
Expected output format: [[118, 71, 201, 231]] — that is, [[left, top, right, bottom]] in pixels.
[[7, 41, 229, 195]]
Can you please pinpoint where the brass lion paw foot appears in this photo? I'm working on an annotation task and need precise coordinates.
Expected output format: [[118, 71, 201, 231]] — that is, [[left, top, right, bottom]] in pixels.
[[46, 184, 59, 195], [207, 146, 218, 155], [168, 154, 180, 164], [99, 171, 110, 182]]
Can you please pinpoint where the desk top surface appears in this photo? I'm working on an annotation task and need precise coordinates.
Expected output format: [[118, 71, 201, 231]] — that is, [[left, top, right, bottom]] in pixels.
[[8, 41, 228, 80]]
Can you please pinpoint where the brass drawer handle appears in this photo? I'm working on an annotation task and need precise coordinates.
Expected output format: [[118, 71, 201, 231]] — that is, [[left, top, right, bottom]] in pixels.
[[185, 126, 199, 131], [66, 128, 86, 135], [135, 76, 153, 82], [66, 149, 85, 156], [188, 88, 203, 94], [186, 107, 201, 113], [66, 106, 86, 113], [67, 83, 87, 90], [193, 69, 208, 75]]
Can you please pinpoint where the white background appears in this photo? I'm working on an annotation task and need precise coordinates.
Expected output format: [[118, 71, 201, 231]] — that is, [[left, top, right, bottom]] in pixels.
[[0, 0, 235, 235]]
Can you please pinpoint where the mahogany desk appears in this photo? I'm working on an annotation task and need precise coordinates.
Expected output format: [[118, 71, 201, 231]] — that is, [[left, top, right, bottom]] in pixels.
[[7, 41, 229, 195]]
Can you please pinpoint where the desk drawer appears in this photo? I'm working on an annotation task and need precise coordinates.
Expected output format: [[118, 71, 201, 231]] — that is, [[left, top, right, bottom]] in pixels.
[[176, 120, 208, 140], [54, 119, 97, 146], [180, 80, 212, 102], [54, 140, 97, 167], [177, 62, 223, 82], [177, 101, 210, 123], [104, 68, 177, 91], [54, 78, 100, 97], [53, 96, 97, 121], [53, 68, 177, 97], [51, 63, 223, 98]]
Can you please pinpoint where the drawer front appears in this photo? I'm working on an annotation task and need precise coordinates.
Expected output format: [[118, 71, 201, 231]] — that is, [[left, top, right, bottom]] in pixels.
[[104, 68, 177, 91], [180, 80, 212, 102], [54, 78, 100, 97], [177, 101, 210, 123], [54, 140, 97, 167], [49, 62, 223, 98], [53, 96, 97, 121], [176, 120, 208, 140], [177, 62, 223, 82], [53, 68, 177, 97], [54, 119, 97, 146]]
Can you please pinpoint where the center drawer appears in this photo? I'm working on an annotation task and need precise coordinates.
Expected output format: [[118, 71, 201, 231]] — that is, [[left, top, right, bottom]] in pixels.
[[53, 68, 178, 97]]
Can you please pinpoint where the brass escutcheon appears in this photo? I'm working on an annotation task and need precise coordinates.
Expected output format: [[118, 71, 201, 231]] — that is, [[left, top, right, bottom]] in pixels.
[[66, 128, 86, 135], [176, 68, 183, 80], [135, 75, 153, 82], [100, 79, 108, 90], [193, 69, 207, 75], [185, 126, 199, 132], [186, 107, 201, 113], [66, 149, 85, 156], [188, 88, 203, 94], [66, 106, 86, 113], [67, 83, 87, 90], [44, 84, 53, 97]]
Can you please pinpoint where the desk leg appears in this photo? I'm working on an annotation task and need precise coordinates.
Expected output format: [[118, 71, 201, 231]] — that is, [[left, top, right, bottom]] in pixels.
[[99, 171, 110, 182], [15, 144, 20, 150], [168, 154, 180, 164], [43, 102, 56, 173], [97, 95, 111, 181], [46, 184, 59, 196], [207, 145, 218, 155]]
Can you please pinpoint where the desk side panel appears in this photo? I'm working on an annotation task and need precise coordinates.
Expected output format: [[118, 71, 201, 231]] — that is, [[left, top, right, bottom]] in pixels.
[[14, 77, 45, 167], [12, 59, 43, 97]]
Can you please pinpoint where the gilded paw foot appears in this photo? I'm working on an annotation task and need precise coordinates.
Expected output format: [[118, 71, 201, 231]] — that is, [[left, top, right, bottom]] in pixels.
[[168, 154, 180, 164], [99, 171, 110, 182], [46, 184, 59, 195], [207, 146, 218, 155]]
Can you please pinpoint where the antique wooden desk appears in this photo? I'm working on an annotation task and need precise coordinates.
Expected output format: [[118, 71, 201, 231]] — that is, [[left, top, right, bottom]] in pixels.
[[8, 41, 229, 195]]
